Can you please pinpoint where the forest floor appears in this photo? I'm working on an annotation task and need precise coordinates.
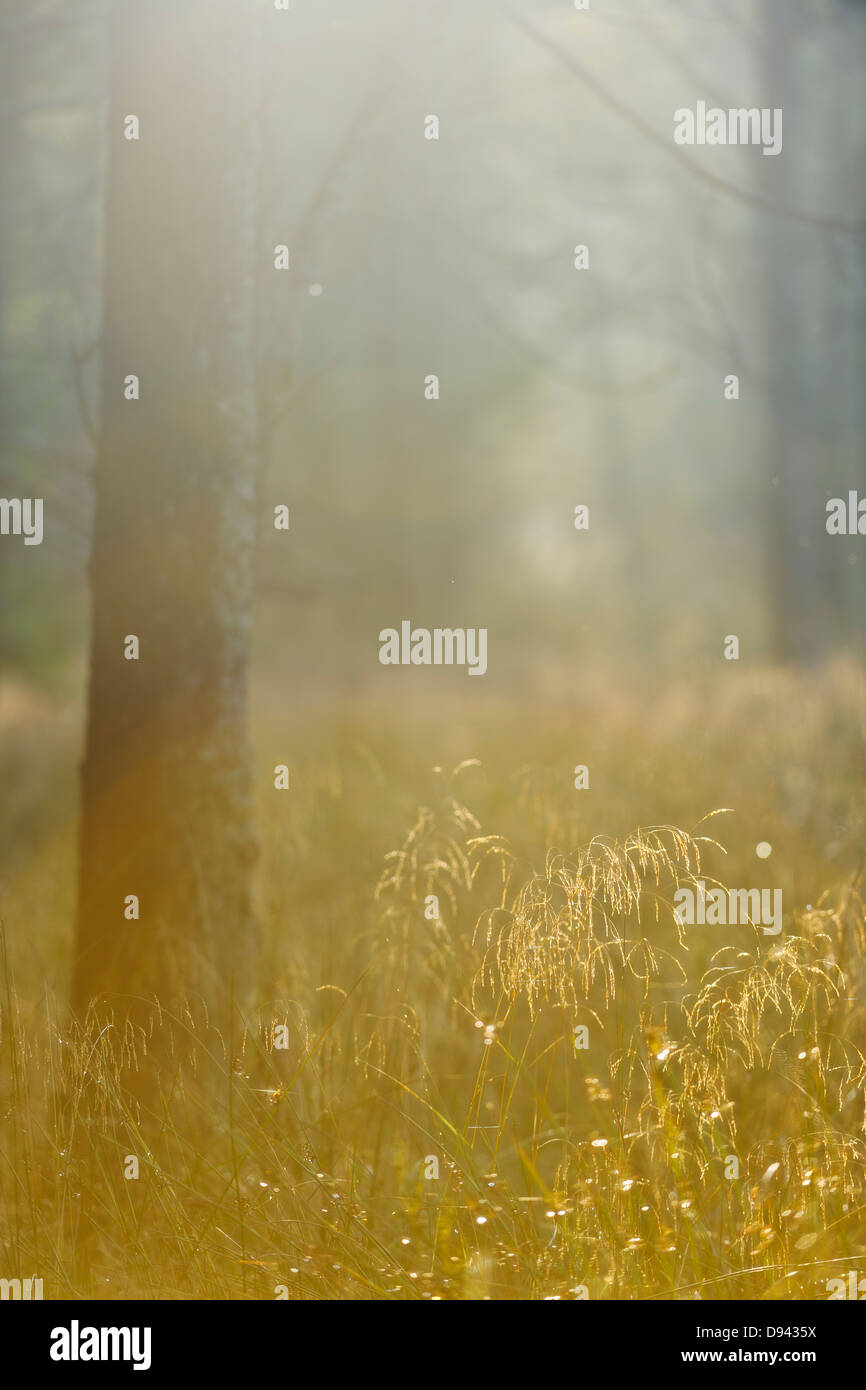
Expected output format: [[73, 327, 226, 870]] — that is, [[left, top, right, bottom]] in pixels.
[[1, 660, 864, 1299]]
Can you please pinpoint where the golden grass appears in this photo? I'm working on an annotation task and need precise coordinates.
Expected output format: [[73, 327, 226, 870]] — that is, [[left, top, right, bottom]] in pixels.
[[0, 662, 865, 1299]]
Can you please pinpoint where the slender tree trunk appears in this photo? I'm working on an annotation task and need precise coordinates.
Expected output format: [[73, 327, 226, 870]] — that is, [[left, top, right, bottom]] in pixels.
[[0, 1, 24, 664], [73, 0, 259, 1019], [761, 0, 823, 665]]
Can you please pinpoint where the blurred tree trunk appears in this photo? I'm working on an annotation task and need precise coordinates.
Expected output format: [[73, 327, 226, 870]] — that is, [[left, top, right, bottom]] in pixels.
[[830, 0, 866, 646], [761, 0, 825, 665], [72, 0, 259, 1019], [0, 0, 23, 666]]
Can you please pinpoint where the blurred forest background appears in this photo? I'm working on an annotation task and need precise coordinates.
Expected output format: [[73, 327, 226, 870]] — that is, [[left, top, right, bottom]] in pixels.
[[2, 0, 865, 987], [3, 0, 865, 689], [1, 0, 866, 1301]]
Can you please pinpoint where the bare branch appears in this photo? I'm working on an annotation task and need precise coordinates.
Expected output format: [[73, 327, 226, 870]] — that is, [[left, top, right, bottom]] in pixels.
[[499, 3, 865, 238]]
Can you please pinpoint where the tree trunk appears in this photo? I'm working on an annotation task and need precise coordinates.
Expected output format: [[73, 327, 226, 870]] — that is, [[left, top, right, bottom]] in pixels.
[[73, 0, 259, 1019], [760, 0, 825, 665]]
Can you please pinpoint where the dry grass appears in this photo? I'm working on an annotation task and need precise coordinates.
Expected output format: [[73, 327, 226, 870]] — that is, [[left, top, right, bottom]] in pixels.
[[0, 661, 865, 1299]]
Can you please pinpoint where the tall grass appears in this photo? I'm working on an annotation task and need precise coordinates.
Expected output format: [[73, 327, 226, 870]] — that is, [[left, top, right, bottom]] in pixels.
[[0, 661, 864, 1298]]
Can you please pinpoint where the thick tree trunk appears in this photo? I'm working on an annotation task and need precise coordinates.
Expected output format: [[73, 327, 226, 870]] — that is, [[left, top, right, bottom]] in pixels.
[[73, 1, 259, 1018]]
